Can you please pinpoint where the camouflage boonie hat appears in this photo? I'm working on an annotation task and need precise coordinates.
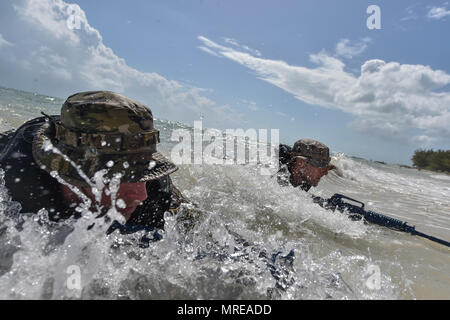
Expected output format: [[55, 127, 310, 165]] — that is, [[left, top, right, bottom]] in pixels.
[[32, 91, 178, 187], [291, 139, 331, 168]]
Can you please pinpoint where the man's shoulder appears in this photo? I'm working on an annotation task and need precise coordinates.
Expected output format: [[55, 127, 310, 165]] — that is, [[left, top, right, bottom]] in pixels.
[[1, 116, 54, 152], [170, 181, 189, 202], [279, 143, 292, 156], [0, 117, 44, 166], [0, 129, 15, 152], [0, 116, 68, 216]]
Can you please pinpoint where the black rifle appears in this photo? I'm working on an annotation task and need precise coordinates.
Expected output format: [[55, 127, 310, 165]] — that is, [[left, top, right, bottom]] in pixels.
[[312, 193, 450, 248]]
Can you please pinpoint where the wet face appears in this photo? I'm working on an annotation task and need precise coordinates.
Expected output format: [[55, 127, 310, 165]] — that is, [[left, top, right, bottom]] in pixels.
[[61, 182, 148, 221], [289, 157, 332, 188]]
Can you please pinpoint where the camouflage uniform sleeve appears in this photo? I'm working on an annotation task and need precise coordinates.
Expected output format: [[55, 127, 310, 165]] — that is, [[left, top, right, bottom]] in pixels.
[[168, 184, 189, 214]]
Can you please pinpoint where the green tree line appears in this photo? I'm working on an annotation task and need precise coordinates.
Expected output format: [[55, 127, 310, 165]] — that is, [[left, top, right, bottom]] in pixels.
[[412, 149, 450, 172]]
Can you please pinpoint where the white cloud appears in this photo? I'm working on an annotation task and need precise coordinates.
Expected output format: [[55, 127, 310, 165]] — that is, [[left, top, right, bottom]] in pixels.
[[400, 4, 419, 21], [0, 33, 13, 47], [223, 37, 240, 47], [198, 46, 222, 58], [198, 36, 450, 144], [223, 37, 262, 57], [335, 38, 371, 59], [237, 99, 259, 112], [247, 102, 258, 111], [0, 0, 243, 128], [412, 135, 436, 145], [427, 6, 450, 19]]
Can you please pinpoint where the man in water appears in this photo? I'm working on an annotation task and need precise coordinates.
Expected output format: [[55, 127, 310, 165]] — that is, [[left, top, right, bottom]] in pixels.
[[0, 91, 186, 235], [278, 139, 335, 191]]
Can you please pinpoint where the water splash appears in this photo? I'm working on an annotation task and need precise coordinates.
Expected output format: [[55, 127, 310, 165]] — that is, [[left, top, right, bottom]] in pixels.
[[1, 89, 449, 299]]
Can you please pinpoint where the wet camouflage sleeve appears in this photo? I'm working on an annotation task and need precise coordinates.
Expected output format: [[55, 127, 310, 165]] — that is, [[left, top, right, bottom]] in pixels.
[[168, 185, 189, 214], [169, 185, 208, 233]]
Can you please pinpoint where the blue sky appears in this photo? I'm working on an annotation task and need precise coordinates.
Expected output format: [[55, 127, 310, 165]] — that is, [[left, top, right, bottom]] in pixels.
[[1, 0, 449, 164]]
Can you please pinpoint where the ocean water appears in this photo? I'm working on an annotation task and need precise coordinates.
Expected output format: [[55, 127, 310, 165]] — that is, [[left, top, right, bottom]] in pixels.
[[0, 86, 449, 300]]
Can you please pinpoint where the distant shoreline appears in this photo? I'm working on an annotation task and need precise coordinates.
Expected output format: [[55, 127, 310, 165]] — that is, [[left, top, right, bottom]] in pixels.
[[412, 149, 450, 174], [416, 168, 450, 176], [398, 164, 450, 176], [348, 156, 450, 175]]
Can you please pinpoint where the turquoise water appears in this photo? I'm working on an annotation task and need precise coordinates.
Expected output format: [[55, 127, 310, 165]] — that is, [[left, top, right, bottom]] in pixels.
[[0, 86, 449, 299]]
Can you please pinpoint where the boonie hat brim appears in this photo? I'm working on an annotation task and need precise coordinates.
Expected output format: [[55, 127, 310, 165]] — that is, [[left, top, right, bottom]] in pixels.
[[32, 122, 178, 188]]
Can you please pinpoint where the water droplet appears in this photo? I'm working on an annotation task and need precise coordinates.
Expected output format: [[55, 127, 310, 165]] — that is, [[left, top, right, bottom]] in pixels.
[[14, 178, 20, 183], [116, 199, 126, 209], [101, 141, 107, 147], [123, 161, 130, 169], [106, 160, 114, 168], [42, 140, 53, 152], [148, 161, 156, 170]]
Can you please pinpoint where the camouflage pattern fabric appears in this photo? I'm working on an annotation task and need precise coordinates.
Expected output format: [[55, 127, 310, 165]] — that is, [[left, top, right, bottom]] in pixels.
[[291, 138, 331, 168], [32, 91, 178, 187]]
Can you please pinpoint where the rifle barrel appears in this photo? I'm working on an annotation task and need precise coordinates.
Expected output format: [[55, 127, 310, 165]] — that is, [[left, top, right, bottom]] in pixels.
[[411, 229, 450, 247]]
